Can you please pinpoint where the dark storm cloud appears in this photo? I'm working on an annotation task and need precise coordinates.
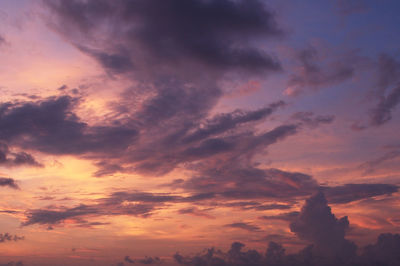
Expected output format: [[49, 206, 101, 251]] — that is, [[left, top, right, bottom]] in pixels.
[[45, 0, 282, 74], [225, 222, 262, 232], [0, 177, 19, 189], [286, 46, 354, 96], [0, 233, 24, 243], [323, 183, 398, 204]]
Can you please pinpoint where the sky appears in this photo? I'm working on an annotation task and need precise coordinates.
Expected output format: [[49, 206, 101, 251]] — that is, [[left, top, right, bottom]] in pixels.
[[0, 0, 399, 265]]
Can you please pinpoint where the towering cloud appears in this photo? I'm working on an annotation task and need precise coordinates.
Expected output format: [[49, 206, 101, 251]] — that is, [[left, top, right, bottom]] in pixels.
[[171, 193, 400, 266], [290, 192, 357, 260]]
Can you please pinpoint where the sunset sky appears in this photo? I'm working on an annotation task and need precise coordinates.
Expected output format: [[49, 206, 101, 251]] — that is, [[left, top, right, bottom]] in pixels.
[[0, 1, 399, 265]]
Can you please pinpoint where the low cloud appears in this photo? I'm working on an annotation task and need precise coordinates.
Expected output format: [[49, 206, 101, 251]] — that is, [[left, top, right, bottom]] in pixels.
[[0, 177, 19, 189], [0, 233, 24, 243], [172, 192, 400, 266]]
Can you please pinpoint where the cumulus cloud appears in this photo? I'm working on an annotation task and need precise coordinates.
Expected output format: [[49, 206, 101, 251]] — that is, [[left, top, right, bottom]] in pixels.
[[289, 192, 357, 259], [171, 193, 400, 266]]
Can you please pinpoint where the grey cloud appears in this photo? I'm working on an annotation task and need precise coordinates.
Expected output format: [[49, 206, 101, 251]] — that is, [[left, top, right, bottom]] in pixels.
[[0, 262, 23, 266], [0, 143, 42, 168], [122, 256, 161, 265], [178, 207, 215, 219], [359, 149, 400, 175], [45, 0, 282, 74], [290, 192, 357, 259], [361, 233, 400, 266], [0, 96, 138, 164], [286, 46, 354, 96], [367, 54, 400, 127], [0, 233, 24, 243], [225, 222, 262, 232], [259, 211, 300, 222], [0, 177, 19, 189], [323, 183, 398, 204], [291, 112, 335, 128], [369, 84, 400, 126], [183, 101, 286, 143], [335, 0, 368, 15], [0, 35, 5, 46], [224, 202, 292, 211], [173, 193, 400, 266]]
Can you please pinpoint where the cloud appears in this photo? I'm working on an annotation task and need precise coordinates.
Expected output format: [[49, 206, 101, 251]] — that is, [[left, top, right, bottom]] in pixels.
[[122, 255, 161, 265], [0, 177, 19, 189], [291, 112, 335, 128], [365, 54, 400, 127], [259, 211, 300, 222], [178, 207, 215, 219], [0, 233, 24, 243], [21, 191, 215, 226], [174, 242, 264, 266], [225, 222, 262, 232], [0, 35, 5, 46], [323, 183, 398, 204], [369, 84, 400, 126], [0, 96, 138, 156], [172, 193, 400, 266], [285, 46, 354, 96], [335, 0, 369, 15], [0, 143, 42, 168], [44, 0, 282, 75], [182, 101, 286, 143], [0, 262, 23, 266], [361, 233, 400, 266], [359, 149, 400, 174], [289, 192, 357, 259]]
